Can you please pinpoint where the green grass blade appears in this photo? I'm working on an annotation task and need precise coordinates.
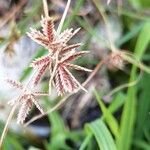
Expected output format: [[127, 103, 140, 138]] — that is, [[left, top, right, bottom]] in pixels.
[[108, 93, 125, 113], [94, 90, 119, 139], [134, 22, 150, 58], [79, 133, 92, 150], [116, 22, 144, 47], [85, 119, 117, 150], [49, 112, 66, 135], [48, 112, 71, 150], [117, 21, 150, 150], [135, 73, 150, 139], [133, 139, 150, 150], [79, 93, 125, 150]]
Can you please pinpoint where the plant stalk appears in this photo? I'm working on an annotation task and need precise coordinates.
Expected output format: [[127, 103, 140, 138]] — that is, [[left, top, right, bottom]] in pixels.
[[0, 104, 17, 149]]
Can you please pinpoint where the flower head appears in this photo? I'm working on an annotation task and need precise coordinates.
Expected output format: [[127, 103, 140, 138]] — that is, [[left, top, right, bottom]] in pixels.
[[28, 16, 91, 95], [6, 79, 45, 124]]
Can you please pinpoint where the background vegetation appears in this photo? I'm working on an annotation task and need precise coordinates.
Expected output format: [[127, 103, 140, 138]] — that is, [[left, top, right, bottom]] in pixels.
[[0, 0, 150, 149]]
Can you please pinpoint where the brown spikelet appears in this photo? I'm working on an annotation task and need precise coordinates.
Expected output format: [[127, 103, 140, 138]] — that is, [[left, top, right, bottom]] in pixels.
[[27, 28, 49, 47], [59, 28, 80, 45], [64, 63, 92, 72], [27, 16, 59, 53], [35, 37, 49, 45], [34, 62, 50, 85], [16, 93, 45, 124], [30, 95, 44, 114], [30, 55, 51, 67], [60, 43, 82, 55], [55, 69, 65, 95], [6, 79, 23, 90], [58, 66, 78, 93], [58, 28, 73, 44], [17, 99, 33, 124], [47, 41, 64, 53], [63, 66, 87, 92], [41, 16, 55, 42], [60, 51, 89, 63]]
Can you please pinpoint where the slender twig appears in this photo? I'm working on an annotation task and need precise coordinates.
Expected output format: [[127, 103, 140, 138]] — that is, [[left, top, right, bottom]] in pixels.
[[82, 59, 107, 87], [49, 51, 59, 94], [0, 105, 18, 149], [57, 0, 71, 34], [42, 0, 49, 18], [103, 70, 143, 99]]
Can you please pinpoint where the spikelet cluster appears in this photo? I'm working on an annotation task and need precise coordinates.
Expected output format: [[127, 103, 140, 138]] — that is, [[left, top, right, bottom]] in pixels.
[[108, 52, 125, 70], [6, 79, 44, 124], [27, 16, 92, 95]]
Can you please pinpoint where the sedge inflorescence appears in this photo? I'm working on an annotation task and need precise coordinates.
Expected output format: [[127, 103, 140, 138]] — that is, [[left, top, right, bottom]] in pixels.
[[27, 16, 92, 95], [6, 15, 91, 124]]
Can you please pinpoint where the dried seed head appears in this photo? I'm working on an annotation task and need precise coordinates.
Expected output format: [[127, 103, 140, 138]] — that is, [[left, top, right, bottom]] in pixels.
[[28, 15, 90, 95], [108, 52, 125, 70], [16, 93, 44, 124], [6, 78, 45, 124]]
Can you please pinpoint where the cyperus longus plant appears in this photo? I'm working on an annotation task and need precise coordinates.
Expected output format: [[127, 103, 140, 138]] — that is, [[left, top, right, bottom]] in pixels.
[[0, 0, 91, 148]]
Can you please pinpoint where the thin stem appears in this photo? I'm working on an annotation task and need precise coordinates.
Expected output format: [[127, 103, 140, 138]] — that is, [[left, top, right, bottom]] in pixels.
[[0, 104, 18, 149], [92, 0, 117, 52], [42, 0, 49, 18], [122, 52, 150, 74], [57, 0, 71, 34], [0, 69, 38, 148], [49, 51, 59, 94], [82, 59, 107, 87], [104, 70, 142, 99]]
